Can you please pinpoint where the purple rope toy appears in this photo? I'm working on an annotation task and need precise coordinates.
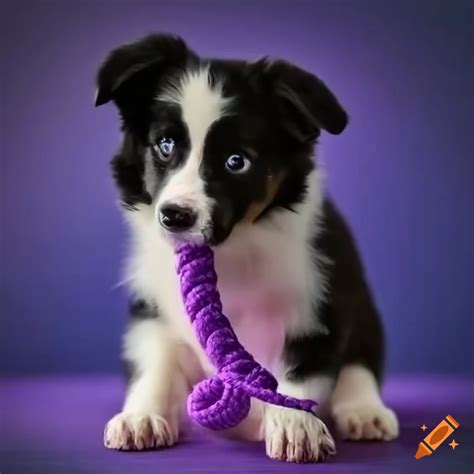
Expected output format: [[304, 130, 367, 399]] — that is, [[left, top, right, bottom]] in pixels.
[[176, 243, 318, 431]]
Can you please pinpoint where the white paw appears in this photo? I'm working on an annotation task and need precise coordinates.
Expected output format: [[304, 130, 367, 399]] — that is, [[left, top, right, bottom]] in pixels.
[[264, 406, 336, 463], [332, 401, 399, 441], [104, 412, 177, 450]]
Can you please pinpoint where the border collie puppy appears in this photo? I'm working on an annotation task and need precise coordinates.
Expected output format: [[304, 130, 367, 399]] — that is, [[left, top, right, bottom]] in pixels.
[[95, 33, 398, 462]]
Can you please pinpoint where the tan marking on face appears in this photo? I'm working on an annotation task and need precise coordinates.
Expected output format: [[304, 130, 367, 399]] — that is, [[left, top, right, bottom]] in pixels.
[[241, 173, 285, 224]]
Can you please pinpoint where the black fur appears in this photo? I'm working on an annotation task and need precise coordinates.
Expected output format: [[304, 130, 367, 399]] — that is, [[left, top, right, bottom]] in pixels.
[[129, 298, 159, 320], [110, 134, 151, 209], [96, 34, 196, 138], [284, 198, 385, 384]]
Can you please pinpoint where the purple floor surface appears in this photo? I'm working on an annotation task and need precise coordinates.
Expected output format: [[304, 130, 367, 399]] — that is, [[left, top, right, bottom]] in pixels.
[[1, 376, 472, 473]]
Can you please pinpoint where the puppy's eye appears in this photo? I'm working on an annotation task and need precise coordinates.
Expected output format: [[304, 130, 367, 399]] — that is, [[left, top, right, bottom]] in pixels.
[[225, 154, 250, 174], [152, 137, 175, 161]]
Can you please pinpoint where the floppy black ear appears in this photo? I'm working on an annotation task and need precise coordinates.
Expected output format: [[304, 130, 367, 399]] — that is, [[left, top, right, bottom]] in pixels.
[[95, 34, 195, 129], [263, 59, 348, 140]]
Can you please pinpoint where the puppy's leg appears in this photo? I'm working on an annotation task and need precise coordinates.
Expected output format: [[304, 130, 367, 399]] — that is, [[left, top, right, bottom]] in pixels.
[[104, 318, 188, 450], [264, 375, 337, 463], [331, 364, 399, 441]]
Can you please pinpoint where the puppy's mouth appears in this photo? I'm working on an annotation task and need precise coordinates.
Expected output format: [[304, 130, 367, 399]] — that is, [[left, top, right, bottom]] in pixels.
[[159, 224, 215, 246], [160, 223, 234, 248]]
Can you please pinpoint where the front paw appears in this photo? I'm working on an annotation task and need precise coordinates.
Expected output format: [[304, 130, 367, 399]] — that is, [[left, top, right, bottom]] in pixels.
[[104, 412, 177, 450], [264, 406, 336, 463], [332, 401, 399, 441]]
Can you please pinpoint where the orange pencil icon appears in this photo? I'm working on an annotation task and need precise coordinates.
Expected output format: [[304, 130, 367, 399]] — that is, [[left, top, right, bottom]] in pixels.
[[415, 415, 459, 459]]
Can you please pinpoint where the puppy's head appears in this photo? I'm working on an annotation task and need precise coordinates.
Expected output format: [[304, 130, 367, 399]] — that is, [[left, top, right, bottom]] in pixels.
[[96, 34, 348, 245]]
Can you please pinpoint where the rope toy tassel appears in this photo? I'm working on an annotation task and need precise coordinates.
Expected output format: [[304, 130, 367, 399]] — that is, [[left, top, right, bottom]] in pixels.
[[176, 243, 317, 431]]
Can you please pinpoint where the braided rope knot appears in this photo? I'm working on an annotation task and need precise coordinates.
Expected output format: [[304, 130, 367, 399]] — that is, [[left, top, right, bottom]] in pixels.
[[176, 243, 318, 431], [187, 376, 251, 431]]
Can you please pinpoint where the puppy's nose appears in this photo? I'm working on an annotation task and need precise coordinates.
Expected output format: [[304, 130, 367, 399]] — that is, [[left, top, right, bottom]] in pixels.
[[159, 204, 197, 232]]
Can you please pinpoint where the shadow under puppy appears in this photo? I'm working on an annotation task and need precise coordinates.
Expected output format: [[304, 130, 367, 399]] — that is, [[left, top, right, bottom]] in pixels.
[[95, 33, 399, 462]]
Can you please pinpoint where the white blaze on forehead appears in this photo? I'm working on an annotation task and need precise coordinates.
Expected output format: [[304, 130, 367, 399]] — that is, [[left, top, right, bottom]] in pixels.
[[156, 67, 232, 237], [160, 66, 232, 154]]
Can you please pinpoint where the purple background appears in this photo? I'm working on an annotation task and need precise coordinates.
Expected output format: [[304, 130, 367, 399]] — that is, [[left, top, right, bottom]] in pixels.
[[1, 0, 472, 376]]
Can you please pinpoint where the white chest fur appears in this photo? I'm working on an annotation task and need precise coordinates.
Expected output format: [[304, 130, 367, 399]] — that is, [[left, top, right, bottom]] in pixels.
[[214, 217, 320, 373], [123, 171, 325, 376]]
